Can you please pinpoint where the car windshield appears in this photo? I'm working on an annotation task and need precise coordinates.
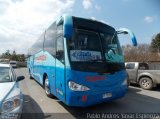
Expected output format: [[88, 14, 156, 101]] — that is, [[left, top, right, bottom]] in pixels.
[[0, 67, 11, 83], [68, 29, 124, 63], [10, 62, 16, 64]]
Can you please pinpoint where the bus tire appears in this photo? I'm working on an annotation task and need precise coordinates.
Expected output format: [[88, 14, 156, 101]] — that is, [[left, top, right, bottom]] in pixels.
[[29, 75, 33, 79], [139, 77, 153, 90], [44, 76, 53, 98], [29, 69, 33, 79]]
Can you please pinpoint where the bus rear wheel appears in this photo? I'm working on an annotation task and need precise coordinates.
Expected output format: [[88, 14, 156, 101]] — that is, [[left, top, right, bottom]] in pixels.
[[44, 76, 53, 98]]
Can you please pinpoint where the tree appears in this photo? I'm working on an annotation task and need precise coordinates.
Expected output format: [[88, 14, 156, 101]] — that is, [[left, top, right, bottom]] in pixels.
[[13, 50, 16, 55], [5, 50, 11, 56], [0, 50, 26, 62], [17, 54, 25, 62], [10, 50, 18, 61], [122, 44, 160, 62], [1, 50, 11, 59], [150, 33, 160, 53]]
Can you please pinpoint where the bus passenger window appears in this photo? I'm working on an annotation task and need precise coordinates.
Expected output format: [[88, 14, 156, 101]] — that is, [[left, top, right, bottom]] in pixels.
[[56, 36, 64, 63]]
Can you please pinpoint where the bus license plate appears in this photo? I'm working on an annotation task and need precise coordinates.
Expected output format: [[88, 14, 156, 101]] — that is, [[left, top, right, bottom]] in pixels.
[[102, 93, 112, 99]]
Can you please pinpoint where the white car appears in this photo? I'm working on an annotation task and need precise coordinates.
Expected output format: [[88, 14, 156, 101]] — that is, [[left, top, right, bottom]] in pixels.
[[0, 64, 24, 119], [10, 61, 17, 68], [0, 59, 9, 64]]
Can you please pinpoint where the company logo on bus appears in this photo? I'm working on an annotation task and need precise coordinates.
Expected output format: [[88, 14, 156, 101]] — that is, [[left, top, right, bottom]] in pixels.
[[86, 76, 106, 82], [35, 55, 46, 61], [70, 50, 102, 61]]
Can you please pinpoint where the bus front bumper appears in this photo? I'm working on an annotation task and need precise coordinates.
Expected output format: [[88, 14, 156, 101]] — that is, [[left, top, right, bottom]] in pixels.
[[66, 85, 128, 107]]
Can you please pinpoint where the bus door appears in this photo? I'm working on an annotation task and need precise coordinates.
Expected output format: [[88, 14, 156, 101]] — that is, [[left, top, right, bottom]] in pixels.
[[27, 56, 34, 78], [55, 36, 65, 102], [31, 56, 35, 77]]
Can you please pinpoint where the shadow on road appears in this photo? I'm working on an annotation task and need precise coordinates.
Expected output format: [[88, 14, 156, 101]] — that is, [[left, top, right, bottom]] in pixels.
[[17, 68, 160, 119], [21, 95, 52, 119], [130, 83, 160, 91], [152, 85, 160, 91], [56, 87, 160, 119]]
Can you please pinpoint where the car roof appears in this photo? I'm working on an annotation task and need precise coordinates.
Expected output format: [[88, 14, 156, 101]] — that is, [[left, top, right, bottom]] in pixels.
[[0, 63, 10, 67], [10, 60, 17, 62]]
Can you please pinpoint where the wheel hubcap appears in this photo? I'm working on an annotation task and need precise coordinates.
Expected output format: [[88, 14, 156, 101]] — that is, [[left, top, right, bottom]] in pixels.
[[141, 79, 150, 88]]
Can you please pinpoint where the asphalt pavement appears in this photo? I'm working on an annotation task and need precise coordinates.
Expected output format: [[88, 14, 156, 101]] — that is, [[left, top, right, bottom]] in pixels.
[[15, 68, 160, 119]]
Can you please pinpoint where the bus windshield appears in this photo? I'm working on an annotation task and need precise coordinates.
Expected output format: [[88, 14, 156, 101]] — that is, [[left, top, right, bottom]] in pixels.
[[100, 32, 124, 62], [68, 29, 124, 63]]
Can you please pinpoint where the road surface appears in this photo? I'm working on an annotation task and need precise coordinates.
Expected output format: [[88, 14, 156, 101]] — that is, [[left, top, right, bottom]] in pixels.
[[16, 68, 160, 119]]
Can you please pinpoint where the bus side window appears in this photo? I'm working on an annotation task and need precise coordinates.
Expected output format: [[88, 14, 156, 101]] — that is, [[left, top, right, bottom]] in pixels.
[[56, 36, 64, 64], [31, 32, 45, 55], [44, 22, 56, 56]]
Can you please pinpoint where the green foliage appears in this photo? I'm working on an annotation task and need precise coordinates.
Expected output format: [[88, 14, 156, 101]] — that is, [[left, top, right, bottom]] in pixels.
[[1, 50, 11, 59], [150, 33, 160, 53], [0, 50, 26, 62]]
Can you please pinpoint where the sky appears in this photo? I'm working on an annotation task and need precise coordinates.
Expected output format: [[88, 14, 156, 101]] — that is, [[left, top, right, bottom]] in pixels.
[[0, 0, 159, 54]]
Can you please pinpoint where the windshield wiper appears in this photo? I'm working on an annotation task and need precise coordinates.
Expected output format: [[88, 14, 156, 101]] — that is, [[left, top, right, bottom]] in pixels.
[[87, 59, 114, 62], [105, 59, 113, 62]]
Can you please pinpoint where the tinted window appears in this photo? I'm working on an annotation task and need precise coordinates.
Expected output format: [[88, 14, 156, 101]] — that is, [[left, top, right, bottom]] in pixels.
[[100, 33, 124, 62], [74, 30, 101, 51], [44, 22, 56, 56], [67, 30, 103, 62], [149, 63, 160, 70], [0, 67, 11, 83], [31, 32, 45, 55], [73, 17, 115, 34], [56, 36, 64, 63], [101, 33, 122, 55], [57, 24, 63, 37], [126, 63, 135, 69], [139, 63, 149, 70]]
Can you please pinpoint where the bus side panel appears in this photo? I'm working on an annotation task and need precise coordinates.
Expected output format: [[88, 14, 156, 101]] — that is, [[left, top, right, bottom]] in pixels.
[[55, 59, 65, 102], [33, 51, 44, 84], [43, 51, 56, 96]]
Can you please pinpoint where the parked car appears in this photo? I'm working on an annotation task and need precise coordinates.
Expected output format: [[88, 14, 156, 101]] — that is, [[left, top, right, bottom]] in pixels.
[[0, 59, 9, 64], [125, 62, 160, 90], [0, 63, 24, 119], [10, 61, 17, 68]]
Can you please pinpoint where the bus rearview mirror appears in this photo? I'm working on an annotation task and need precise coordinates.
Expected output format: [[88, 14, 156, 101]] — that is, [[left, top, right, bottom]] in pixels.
[[117, 28, 137, 46]]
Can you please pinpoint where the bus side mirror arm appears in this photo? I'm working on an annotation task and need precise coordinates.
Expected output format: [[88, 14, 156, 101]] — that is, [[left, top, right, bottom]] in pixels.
[[116, 28, 137, 46]]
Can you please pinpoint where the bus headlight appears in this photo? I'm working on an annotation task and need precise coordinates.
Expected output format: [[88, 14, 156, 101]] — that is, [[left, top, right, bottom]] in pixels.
[[68, 81, 90, 91], [2, 95, 21, 112]]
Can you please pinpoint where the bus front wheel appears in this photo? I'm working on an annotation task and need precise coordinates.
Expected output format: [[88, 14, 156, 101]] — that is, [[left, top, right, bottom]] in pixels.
[[44, 76, 53, 98]]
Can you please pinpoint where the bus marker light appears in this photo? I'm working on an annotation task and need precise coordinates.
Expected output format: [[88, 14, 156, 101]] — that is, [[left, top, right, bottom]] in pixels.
[[82, 95, 87, 102]]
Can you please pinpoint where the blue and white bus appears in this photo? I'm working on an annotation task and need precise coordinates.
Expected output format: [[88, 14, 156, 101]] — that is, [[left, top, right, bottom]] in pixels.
[[27, 15, 137, 107]]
